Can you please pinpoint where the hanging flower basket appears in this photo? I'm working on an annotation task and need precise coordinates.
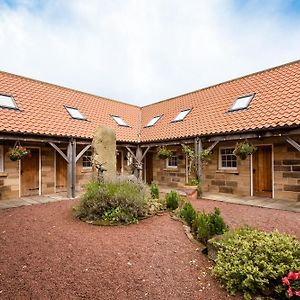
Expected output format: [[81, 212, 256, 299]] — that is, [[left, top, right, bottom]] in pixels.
[[157, 147, 173, 160], [233, 141, 257, 160], [8, 146, 31, 161]]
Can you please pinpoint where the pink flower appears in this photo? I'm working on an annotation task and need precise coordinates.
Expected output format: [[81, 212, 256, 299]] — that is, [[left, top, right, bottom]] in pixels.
[[295, 290, 300, 296], [283, 276, 291, 286], [288, 271, 298, 281], [287, 287, 293, 298]]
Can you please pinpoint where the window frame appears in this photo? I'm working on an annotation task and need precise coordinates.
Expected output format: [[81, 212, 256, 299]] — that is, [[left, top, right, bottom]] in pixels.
[[111, 115, 129, 127], [82, 149, 93, 170], [218, 147, 237, 170], [65, 105, 87, 120], [0, 93, 18, 110], [171, 109, 192, 123], [228, 93, 255, 112], [145, 115, 162, 127], [166, 151, 178, 169], [0, 145, 3, 172]]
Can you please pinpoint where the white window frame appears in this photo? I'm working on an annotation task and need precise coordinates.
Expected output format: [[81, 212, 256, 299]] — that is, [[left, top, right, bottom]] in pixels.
[[111, 115, 129, 127], [166, 151, 178, 169], [0, 145, 3, 172], [0, 94, 18, 110], [145, 115, 161, 127], [218, 147, 237, 170], [172, 109, 192, 122], [82, 149, 93, 170], [65, 106, 87, 120], [229, 93, 255, 112]]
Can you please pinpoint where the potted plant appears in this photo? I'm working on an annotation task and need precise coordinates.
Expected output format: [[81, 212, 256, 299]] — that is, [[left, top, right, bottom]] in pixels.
[[157, 147, 173, 160], [8, 146, 31, 161], [233, 141, 257, 160]]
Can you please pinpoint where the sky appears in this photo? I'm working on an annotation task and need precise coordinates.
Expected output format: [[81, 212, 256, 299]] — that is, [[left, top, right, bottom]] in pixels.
[[0, 0, 300, 106]]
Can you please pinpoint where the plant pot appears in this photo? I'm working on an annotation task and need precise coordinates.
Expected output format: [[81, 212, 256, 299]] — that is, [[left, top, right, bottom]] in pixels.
[[239, 153, 248, 160]]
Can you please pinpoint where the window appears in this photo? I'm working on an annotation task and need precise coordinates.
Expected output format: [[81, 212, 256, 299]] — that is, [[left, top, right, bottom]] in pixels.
[[167, 151, 177, 168], [229, 93, 255, 112], [0, 145, 3, 172], [0, 94, 17, 109], [111, 115, 129, 127], [145, 115, 161, 127], [65, 106, 86, 120], [82, 149, 93, 169], [172, 109, 192, 122], [219, 148, 237, 169]]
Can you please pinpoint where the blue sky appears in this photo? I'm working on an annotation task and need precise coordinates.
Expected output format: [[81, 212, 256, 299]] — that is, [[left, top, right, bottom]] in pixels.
[[0, 0, 300, 105]]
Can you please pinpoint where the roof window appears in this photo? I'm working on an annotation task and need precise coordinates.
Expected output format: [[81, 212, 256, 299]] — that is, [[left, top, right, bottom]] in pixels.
[[65, 106, 86, 120], [172, 109, 192, 122], [145, 115, 161, 127], [0, 94, 17, 109], [111, 115, 129, 127], [229, 93, 255, 112]]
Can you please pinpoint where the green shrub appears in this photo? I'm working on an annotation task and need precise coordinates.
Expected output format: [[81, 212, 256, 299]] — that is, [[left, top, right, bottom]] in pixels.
[[212, 227, 300, 300], [192, 208, 228, 244], [180, 202, 196, 226], [75, 179, 147, 224], [165, 190, 179, 210], [150, 182, 159, 199]]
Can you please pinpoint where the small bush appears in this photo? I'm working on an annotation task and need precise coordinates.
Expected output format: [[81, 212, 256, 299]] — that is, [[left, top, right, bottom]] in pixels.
[[165, 190, 179, 210], [192, 208, 228, 244], [180, 202, 196, 226], [212, 227, 300, 300], [150, 182, 159, 199], [75, 179, 147, 225]]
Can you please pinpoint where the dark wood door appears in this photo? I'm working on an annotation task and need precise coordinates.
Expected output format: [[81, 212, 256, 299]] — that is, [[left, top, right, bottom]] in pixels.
[[253, 146, 272, 197], [56, 153, 67, 192], [21, 148, 39, 196], [145, 153, 153, 184], [116, 152, 122, 175]]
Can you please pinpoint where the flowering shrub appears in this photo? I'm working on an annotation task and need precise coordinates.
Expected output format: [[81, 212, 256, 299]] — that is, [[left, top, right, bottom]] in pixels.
[[282, 271, 300, 298], [8, 146, 30, 161]]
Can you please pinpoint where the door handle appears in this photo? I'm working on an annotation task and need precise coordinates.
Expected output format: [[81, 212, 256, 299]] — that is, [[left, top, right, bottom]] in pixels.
[[253, 169, 256, 174]]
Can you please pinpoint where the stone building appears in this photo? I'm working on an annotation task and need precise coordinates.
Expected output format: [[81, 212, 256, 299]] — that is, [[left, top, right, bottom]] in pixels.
[[1, 60, 300, 202]]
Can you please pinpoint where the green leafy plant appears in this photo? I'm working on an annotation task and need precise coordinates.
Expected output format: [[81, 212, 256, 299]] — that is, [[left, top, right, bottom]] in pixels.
[[233, 141, 257, 160], [157, 147, 173, 160], [186, 177, 199, 186], [282, 271, 300, 298], [75, 179, 147, 225], [165, 190, 179, 210], [192, 208, 228, 244], [212, 227, 300, 300], [8, 146, 31, 161], [180, 202, 196, 226], [150, 182, 159, 199], [200, 149, 212, 164]]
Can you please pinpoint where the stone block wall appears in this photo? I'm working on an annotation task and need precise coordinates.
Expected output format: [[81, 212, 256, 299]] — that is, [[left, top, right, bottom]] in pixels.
[[152, 146, 187, 188]]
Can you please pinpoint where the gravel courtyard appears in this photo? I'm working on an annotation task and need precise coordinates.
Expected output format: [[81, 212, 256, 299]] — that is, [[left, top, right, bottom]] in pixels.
[[0, 198, 299, 299]]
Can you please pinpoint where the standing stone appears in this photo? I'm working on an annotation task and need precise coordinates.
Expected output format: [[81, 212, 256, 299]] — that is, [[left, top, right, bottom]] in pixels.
[[92, 126, 116, 181]]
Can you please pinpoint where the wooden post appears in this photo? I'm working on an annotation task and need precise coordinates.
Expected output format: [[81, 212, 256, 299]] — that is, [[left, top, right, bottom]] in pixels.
[[136, 145, 143, 179], [67, 139, 76, 198], [195, 137, 203, 198], [67, 141, 72, 198], [72, 139, 76, 198]]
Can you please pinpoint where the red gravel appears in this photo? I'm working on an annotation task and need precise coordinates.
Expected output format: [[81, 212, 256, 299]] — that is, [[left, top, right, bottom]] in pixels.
[[191, 198, 300, 239], [0, 200, 239, 300]]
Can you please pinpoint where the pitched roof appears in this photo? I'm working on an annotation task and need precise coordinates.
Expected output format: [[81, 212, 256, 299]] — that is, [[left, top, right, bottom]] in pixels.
[[0, 72, 140, 142], [0, 60, 300, 143], [141, 59, 300, 141]]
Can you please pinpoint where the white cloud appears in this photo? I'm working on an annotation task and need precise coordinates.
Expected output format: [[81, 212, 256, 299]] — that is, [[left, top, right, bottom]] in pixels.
[[0, 0, 300, 105]]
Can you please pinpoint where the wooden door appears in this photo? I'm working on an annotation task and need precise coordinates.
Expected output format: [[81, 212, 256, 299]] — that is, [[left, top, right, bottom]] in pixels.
[[21, 148, 39, 196], [145, 153, 153, 184], [253, 146, 272, 197], [56, 153, 67, 192], [116, 151, 122, 175]]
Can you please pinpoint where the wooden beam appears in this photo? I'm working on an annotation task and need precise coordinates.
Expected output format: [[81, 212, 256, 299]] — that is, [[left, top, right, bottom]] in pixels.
[[207, 141, 219, 152], [125, 146, 138, 161], [71, 139, 76, 198], [75, 144, 91, 163], [286, 137, 300, 152], [67, 141, 72, 198], [141, 138, 195, 148], [49, 142, 69, 162], [141, 146, 151, 161]]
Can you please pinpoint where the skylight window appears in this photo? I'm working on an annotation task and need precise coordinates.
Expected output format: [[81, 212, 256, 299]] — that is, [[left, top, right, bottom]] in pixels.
[[65, 106, 86, 120], [111, 115, 129, 127], [172, 109, 192, 122], [229, 93, 255, 112], [145, 115, 161, 127], [0, 94, 17, 109]]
